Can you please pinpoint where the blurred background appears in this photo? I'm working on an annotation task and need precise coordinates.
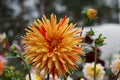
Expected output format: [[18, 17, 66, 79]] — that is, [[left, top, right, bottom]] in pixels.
[[0, 0, 120, 60], [0, 1, 120, 79], [0, 0, 120, 40]]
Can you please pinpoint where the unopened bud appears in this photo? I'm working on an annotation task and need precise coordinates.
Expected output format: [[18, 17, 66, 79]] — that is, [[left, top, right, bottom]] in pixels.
[[95, 34, 106, 47], [87, 8, 97, 19], [4, 69, 14, 78], [87, 28, 95, 36]]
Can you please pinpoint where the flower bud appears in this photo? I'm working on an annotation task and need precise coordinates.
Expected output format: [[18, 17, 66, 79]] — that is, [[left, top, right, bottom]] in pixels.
[[9, 66, 15, 70], [87, 28, 95, 36], [95, 34, 106, 47], [10, 44, 18, 56], [10, 45, 16, 52], [3, 69, 14, 78], [87, 8, 97, 19]]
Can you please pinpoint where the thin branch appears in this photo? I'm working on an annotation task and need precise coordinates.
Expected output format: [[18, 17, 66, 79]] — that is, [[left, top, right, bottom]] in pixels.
[[94, 46, 97, 80]]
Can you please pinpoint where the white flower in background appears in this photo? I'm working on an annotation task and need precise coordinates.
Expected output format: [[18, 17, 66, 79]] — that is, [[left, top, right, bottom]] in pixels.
[[30, 68, 73, 80], [80, 78, 85, 80], [49, 75, 73, 80], [26, 73, 42, 80], [49, 74, 60, 80], [26, 68, 73, 80], [25, 68, 43, 80], [46, 75, 73, 80], [66, 76, 73, 80], [82, 62, 105, 80], [45, 74, 73, 80], [110, 58, 120, 76]]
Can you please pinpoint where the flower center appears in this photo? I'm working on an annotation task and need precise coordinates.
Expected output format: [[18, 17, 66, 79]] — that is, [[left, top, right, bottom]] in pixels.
[[50, 39, 59, 50], [89, 66, 100, 77], [35, 74, 42, 80], [118, 63, 120, 69]]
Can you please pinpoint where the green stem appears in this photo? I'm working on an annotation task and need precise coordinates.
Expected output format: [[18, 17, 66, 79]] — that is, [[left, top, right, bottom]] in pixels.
[[80, 21, 86, 36], [19, 53, 32, 80], [47, 74, 49, 80], [23, 60, 32, 80], [115, 70, 120, 80], [64, 77, 67, 80], [94, 46, 97, 80], [28, 69, 32, 80]]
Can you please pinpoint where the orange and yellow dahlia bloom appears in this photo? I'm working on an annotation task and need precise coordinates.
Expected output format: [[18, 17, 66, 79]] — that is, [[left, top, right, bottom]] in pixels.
[[22, 14, 85, 77]]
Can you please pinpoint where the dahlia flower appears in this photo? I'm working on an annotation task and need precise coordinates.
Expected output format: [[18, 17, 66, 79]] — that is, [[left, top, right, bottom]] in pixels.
[[82, 62, 105, 80], [22, 14, 84, 77], [110, 58, 120, 76]]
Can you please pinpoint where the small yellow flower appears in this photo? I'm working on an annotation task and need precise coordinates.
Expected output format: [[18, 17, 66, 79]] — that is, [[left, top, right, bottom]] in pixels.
[[22, 14, 84, 77], [87, 9, 97, 19], [36, 74, 42, 80]]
